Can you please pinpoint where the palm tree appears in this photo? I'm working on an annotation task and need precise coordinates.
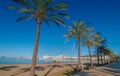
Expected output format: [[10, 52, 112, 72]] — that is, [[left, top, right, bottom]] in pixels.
[[93, 35, 101, 65], [103, 47, 115, 63], [98, 45, 106, 64], [84, 33, 94, 68], [93, 34, 106, 65], [64, 21, 93, 70], [7, 0, 69, 76]]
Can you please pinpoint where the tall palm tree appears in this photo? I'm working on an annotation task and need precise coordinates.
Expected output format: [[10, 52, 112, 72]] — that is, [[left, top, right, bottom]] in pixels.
[[93, 35, 102, 65], [103, 47, 115, 63], [64, 21, 93, 70], [98, 45, 106, 64], [7, 0, 69, 76], [84, 33, 94, 68], [93, 34, 106, 65]]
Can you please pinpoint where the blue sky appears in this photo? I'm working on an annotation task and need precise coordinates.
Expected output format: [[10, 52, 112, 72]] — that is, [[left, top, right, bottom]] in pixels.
[[0, 0, 120, 57]]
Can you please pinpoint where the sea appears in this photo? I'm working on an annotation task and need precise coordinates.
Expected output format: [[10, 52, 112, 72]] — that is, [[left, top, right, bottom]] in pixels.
[[0, 58, 79, 64]]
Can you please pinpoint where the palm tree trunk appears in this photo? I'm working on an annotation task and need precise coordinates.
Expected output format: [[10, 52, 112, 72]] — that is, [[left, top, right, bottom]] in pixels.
[[100, 52, 103, 64], [78, 38, 80, 69], [103, 51, 107, 64], [103, 54, 106, 64], [97, 46, 99, 65], [30, 20, 41, 76], [88, 46, 93, 68]]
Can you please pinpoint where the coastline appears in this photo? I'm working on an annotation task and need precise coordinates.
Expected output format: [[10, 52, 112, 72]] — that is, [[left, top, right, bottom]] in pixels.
[[0, 62, 120, 76], [0, 62, 77, 76]]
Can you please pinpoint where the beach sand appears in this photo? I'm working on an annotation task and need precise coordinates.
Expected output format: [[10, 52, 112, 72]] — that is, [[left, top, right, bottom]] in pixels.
[[0, 62, 120, 76], [0, 63, 77, 76]]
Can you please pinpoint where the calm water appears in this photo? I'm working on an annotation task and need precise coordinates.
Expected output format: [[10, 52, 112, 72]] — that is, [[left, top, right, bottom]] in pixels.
[[0, 58, 52, 64], [0, 58, 79, 64]]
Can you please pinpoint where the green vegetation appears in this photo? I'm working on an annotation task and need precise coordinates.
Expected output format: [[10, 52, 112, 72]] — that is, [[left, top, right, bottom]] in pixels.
[[84, 33, 95, 68], [64, 21, 93, 70], [63, 69, 74, 76], [98, 46, 116, 64], [7, 0, 69, 76], [63, 68, 81, 76], [6, 0, 118, 76], [63, 67, 90, 76], [93, 33, 106, 65]]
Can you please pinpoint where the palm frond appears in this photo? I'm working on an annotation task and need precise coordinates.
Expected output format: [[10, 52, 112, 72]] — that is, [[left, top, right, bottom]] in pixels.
[[27, 14, 35, 20], [43, 0, 53, 9], [8, 0, 68, 27], [44, 20, 50, 26], [52, 19, 65, 27], [86, 27, 94, 32], [6, 6, 20, 9], [47, 2, 67, 12], [31, 0, 53, 10], [18, 8, 33, 14], [49, 15, 66, 27], [64, 21, 94, 44], [16, 16, 29, 22], [57, 13, 69, 19], [12, 0, 30, 7], [49, 20, 60, 27], [64, 34, 72, 38]]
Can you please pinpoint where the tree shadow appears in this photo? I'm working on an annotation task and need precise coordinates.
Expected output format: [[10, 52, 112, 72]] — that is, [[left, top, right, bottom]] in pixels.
[[84, 62, 120, 76], [44, 64, 63, 76], [36, 66, 45, 71], [0, 66, 18, 71], [85, 70, 99, 76], [66, 64, 77, 69], [11, 67, 30, 76], [11, 66, 45, 76], [97, 61, 120, 75], [104, 68, 120, 73], [97, 68, 120, 76], [104, 61, 120, 69], [88, 74, 97, 76]]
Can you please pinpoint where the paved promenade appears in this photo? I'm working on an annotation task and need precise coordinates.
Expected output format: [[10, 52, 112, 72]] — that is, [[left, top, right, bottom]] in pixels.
[[75, 61, 120, 76]]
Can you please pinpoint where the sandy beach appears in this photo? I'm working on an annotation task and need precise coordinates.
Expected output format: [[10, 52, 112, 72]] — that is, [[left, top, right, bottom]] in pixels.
[[0, 62, 120, 76], [1, 0, 120, 76], [0, 63, 77, 76]]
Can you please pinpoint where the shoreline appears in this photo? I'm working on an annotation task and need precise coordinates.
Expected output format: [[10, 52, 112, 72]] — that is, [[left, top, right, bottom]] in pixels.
[[0, 62, 77, 76], [0, 62, 120, 76]]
